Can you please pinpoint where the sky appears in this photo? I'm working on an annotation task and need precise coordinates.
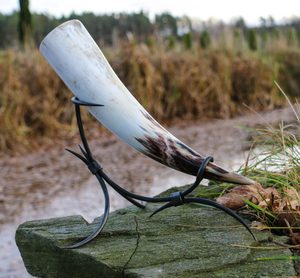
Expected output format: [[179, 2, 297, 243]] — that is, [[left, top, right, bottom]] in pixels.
[[1, 0, 300, 25]]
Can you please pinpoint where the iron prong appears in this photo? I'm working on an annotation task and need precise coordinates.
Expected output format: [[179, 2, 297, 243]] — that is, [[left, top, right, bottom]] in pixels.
[[65, 148, 89, 164], [71, 96, 104, 107], [149, 202, 174, 218]]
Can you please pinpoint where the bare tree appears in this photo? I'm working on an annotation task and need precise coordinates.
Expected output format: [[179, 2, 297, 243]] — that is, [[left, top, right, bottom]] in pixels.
[[18, 0, 32, 47]]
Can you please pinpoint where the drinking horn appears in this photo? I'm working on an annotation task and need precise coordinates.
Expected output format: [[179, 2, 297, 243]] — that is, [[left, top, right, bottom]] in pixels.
[[40, 20, 254, 185]]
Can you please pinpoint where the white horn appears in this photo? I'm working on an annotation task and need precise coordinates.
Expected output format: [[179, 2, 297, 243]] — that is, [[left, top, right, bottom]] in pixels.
[[40, 20, 254, 185]]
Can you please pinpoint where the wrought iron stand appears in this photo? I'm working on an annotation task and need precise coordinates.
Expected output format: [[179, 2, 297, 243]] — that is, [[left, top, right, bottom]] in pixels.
[[64, 97, 256, 249]]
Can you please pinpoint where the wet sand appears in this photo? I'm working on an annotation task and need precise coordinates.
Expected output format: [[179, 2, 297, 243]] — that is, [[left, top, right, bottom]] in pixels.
[[0, 107, 296, 277]]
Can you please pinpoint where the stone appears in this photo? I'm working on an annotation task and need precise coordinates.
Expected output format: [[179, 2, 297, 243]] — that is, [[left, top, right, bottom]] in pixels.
[[16, 187, 297, 277]]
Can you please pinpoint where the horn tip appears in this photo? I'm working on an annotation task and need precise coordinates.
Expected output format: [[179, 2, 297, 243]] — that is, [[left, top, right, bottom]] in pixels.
[[222, 172, 256, 185]]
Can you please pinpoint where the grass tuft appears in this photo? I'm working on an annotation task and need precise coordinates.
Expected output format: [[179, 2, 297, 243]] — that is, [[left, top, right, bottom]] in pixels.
[[236, 90, 300, 238]]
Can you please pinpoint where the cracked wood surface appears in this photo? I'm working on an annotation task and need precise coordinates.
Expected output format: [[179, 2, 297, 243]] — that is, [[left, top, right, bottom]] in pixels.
[[16, 187, 298, 277]]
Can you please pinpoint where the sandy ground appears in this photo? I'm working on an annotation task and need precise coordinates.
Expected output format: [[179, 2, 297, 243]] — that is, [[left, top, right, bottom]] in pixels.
[[0, 107, 296, 277]]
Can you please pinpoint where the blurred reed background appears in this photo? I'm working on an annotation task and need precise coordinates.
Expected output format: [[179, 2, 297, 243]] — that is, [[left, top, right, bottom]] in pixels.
[[0, 8, 300, 153]]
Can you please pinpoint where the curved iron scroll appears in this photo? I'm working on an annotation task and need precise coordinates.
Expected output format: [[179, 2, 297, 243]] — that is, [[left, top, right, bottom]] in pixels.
[[62, 97, 256, 248]]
